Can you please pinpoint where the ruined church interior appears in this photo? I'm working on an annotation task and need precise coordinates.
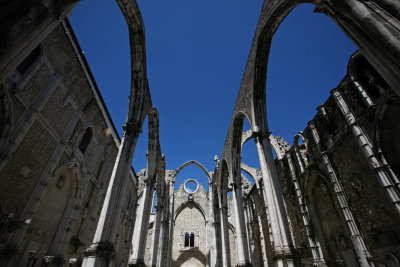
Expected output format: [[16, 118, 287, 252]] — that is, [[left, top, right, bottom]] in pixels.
[[1, 0, 400, 266]]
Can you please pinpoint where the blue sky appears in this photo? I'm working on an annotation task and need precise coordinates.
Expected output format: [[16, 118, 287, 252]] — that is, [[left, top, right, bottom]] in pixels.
[[70, 1, 356, 189]]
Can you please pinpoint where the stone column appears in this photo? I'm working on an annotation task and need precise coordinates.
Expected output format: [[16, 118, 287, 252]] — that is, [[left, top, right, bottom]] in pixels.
[[231, 181, 252, 266], [286, 154, 326, 265], [254, 131, 294, 266], [165, 180, 175, 267], [208, 182, 217, 267], [316, 0, 400, 96], [149, 202, 162, 266], [82, 123, 140, 267], [219, 195, 231, 267], [308, 122, 370, 266], [156, 206, 167, 267], [349, 73, 374, 106], [293, 145, 305, 174], [332, 89, 400, 215], [243, 201, 254, 264], [253, 191, 269, 266], [128, 179, 154, 266]]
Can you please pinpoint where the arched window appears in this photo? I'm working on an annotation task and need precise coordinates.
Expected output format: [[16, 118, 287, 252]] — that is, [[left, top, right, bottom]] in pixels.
[[184, 232, 195, 248], [16, 45, 41, 75], [78, 128, 92, 154]]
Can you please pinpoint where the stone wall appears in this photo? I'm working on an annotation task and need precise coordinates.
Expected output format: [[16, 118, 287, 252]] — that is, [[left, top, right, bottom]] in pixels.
[[274, 52, 400, 266], [171, 181, 208, 267], [0, 19, 136, 266]]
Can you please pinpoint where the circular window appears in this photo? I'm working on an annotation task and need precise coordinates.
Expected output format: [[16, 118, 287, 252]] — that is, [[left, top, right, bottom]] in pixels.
[[184, 179, 199, 193]]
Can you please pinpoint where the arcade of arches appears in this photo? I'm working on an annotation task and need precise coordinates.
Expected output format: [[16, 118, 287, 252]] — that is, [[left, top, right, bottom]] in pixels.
[[0, 0, 400, 266]]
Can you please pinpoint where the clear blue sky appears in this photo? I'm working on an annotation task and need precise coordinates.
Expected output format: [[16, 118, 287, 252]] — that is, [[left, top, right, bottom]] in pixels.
[[70, 1, 356, 189]]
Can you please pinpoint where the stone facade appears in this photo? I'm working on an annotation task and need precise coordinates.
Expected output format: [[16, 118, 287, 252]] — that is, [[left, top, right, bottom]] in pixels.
[[272, 51, 400, 266], [171, 182, 208, 266], [0, 19, 137, 266], [1, 0, 400, 266]]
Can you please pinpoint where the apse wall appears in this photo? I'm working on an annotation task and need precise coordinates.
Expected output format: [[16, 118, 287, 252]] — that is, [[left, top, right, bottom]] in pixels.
[[171, 180, 208, 267]]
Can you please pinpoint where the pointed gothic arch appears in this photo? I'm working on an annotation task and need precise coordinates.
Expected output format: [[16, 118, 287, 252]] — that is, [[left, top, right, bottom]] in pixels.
[[174, 201, 208, 223], [251, 0, 400, 131], [172, 160, 211, 184], [240, 166, 257, 185]]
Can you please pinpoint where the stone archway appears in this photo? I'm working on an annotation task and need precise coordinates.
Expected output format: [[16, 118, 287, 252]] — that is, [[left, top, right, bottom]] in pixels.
[[251, 1, 400, 131]]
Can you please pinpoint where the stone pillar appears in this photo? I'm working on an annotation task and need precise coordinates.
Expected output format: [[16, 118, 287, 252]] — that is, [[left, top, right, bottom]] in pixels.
[[316, 0, 400, 96], [82, 123, 140, 267], [156, 206, 167, 267], [243, 201, 254, 264], [165, 180, 175, 267], [308, 122, 371, 266], [207, 182, 216, 267], [286, 154, 326, 265], [293, 145, 305, 174], [128, 179, 154, 266], [253, 191, 269, 266], [219, 196, 231, 267], [231, 181, 252, 266], [254, 131, 295, 266], [149, 202, 162, 266], [349, 73, 374, 106], [331, 89, 400, 215]]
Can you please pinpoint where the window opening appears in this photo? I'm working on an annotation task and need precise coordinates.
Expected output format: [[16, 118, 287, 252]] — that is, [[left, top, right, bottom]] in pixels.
[[184, 232, 195, 248], [152, 191, 157, 212], [78, 128, 92, 153], [190, 233, 194, 247], [184, 233, 189, 247], [17, 45, 41, 75]]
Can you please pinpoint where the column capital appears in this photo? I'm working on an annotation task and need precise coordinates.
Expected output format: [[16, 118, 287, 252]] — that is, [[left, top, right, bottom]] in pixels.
[[253, 130, 271, 143]]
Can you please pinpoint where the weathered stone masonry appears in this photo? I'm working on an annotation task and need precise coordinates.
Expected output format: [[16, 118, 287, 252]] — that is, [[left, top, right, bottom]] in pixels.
[[1, 0, 400, 266]]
